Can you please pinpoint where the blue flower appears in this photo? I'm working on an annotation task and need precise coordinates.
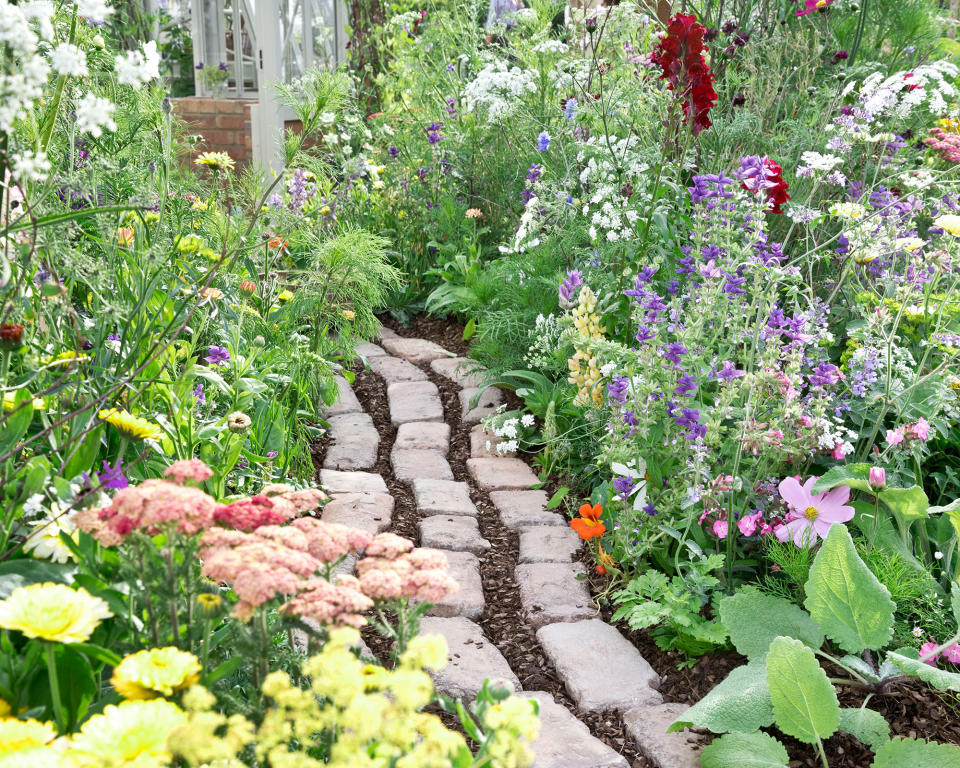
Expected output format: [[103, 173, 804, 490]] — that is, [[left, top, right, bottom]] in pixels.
[[536, 131, 551, 151], [204, 346, 230, 366], [564, 99, 578, 120]]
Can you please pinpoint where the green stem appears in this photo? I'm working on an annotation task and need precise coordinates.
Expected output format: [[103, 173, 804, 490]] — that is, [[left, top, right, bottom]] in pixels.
[[45, 643, 66, 732], [40, 5, 79, 152]]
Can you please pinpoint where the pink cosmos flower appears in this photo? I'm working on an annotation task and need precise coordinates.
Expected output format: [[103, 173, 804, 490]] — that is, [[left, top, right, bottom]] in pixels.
[[776, 476, 854, 547], [795, 0, 832, 16], [886, 427, 905, 446], [920, 641, 941, 666], [908, 418, 930, 441]]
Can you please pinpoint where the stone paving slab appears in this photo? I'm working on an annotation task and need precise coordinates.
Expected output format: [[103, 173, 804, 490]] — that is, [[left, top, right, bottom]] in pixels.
[[515, 562, 594, 629], [459, 386, 504, 424], [430, 357, 487, 389], [622, 703, 702, 768], [391, 448, 454, 482], [395, 422, 450, 455], [420, 617, 518, 700], [380, 337, 452, 365], [519, 526, 582, 563], [467, 457, 539, 490], [367, 354, 429, 384], [537, 619, 661, 713], [319, 469, 387, 495], [323, 413, 380, 470], [355, 342, 387, 358], [489, 490, 565, 530], [420, 516, 490, 554], [470, 424, 506, 458], [387, 380, 444, 424], [376, 326, 399, 340], [322, 492, 394, 534], [426, 550, 484, 619], [412, 479, 478, 517], [518, 692, 630, 768], [325, 376, 363, 416]]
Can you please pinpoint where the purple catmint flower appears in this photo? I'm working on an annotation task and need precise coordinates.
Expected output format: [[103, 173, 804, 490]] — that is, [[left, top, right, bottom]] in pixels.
[[737, 155, 777, 190], [715, 361, 746, 381], [288, 168, 314, 211], [536, 131, 551, 151], [388, 145, 400, 159], [808, 362, 843, 388], [635, 325, 656, 345], [613, 475, 637, 499], [675, 408, 707, 440], [661, 342, 688, 367], [192, 382, 206, 405], [445, 98, 457, 116], [526, 163, 542, 183], [204, 346, 231, 366], [622, 409, 637, 427], [100, 459, 128, 490], [675, 374, 698, 397], [643, 501, 659, 516], [558, 269, 583, 307], [564, 99, 577, 119], [723, 273, 747, 295], [688, 173, 735, 204], [416, 167, 428, 184], [607, 376, 630, 404]]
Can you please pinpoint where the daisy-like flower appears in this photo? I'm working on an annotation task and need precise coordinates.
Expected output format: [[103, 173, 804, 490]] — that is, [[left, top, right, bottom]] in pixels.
[[935, 214, 960, 235], [0, 583, 112, 643], [111, 647, 201, 700], [69, 699, 186, 766], [570, 503, 605, 540], [0, 718, 56, 755], [98, 408, 162, 441], [194, 152, 235, 172], [22, 507, 79, 563], [775, 476, 854, 547]]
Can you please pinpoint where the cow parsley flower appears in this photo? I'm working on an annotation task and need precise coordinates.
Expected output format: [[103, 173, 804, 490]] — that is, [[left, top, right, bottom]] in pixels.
[[115, 40, 160, 86], [75, 93, 117, 137], [51, 43, 87, 76]]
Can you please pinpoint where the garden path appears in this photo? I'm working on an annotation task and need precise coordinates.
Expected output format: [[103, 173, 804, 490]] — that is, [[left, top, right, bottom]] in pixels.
[[318, 328, 704, 768]]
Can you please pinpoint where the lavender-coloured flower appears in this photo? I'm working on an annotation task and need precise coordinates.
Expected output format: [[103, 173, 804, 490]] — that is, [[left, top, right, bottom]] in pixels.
[[558, 269, 583, 308], [191, 382, 206, 405], [613, 475, 637, 499], [536, 131, 551, 151], [715, 360, 745, 381], [675, 374, 697, 397], [204, 346, 230, 366], [607, 376, 629, 404], [388, 145, 400, 159], [808, 362, 842, 388], [635, 325, 656, 345], [100, 459, 128, 490], [723, 273, 747, 295], [661, 342, 688, 367], [564, 99, 577, 119]]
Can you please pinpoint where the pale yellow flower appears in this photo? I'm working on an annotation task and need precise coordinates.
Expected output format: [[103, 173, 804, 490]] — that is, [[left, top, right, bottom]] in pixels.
[[111, 647, 202, 700], [98, 408, 162, 441], [69, 699, 186, 768], [194, 152, 235, 172], [0, 718, 56, 755], [0, 583, 112, 643], [935, 214, 960, 235]]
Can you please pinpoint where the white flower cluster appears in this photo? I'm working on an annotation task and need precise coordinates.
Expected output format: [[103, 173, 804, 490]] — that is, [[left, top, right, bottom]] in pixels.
[[76, 93, 117, 137], [532, 40, 569, 56], [463, 61, 538, 120], [0, 0, 52, 136], [859, 60, 958, 121], [386, 10, 421, 30], [115, 40, 160, 87], [485, 413, 535, 455], [577, 135, 650, 244]]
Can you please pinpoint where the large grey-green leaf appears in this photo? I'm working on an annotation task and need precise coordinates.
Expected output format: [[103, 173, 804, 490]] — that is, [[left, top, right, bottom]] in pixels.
[[871, 737, 960, 767], [838, 707, 890, 751], [766, 636, 839, 744], [803, 524, 895, 653], [700, 732, 790, 768], [667, 662, 773, 734], [887, 650, 960, 692], [718, 588, 824, 660], [878, 486, 929, 524], [812, 464, 873, 494]]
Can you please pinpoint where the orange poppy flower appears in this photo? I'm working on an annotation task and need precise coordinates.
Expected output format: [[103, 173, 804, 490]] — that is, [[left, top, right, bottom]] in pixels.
[[570, 503, 605, 540]]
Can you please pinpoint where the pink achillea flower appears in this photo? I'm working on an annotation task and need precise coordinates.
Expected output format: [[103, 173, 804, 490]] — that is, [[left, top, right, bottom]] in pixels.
[[82, 480, 218, 542], [163, 459, 214, 485], [356, 538, 458, 605], [291, 517, 373, 563], [775, 476, 854, 547], [213, 495, 287, 531], [280, 576, 373, 628]]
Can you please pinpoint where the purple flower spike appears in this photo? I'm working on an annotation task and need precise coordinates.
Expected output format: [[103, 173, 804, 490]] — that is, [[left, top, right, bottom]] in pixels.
[[558, 269, 584, 307], [100, 459, 128, 490]]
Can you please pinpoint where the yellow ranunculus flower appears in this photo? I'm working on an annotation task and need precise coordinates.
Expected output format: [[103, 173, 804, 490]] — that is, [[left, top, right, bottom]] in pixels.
[[935, 214, 960, 235], [111, 647, 202, 700], [97, 408, 162, 441], [68, 699, 186, 768], [0, 583, 112, 643], [0, 718, 56, 755], [2, 391, 44, 411]]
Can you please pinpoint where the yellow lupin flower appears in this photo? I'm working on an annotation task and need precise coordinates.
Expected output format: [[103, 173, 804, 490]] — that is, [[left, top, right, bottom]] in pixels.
[[68, 699, 187, 768], [0, 583, 112, 643], [111, 647, 202, 700], [97, 408, 162, 441], [194, 152, 235, 172]]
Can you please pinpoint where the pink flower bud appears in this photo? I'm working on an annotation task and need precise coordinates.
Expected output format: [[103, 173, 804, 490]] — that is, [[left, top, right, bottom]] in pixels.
[[869, 467, 886, 490]]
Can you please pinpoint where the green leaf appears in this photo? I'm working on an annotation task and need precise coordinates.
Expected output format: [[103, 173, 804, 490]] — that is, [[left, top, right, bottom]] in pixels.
[[0, 560, 76, 598], [878, 486, 929, 524], [700, 732, 790, 768], [952, 582, 960, 625], [546, 487, 569, 510], [803, 524, 894, 653], [872, 737, 960, 767], [718, 588, 824, 660], [61, 424, 103, 482], [838, 707, 890, 751], [811, 464, 874, 494], [766, 636, 839, 744], [70, 642, 123, 668], [55, 646, 96, 729], [0, 389, 34, 456], [462, 317, 476, 341], [455, 699, 484, 743], [204, 656, 244, 686], [668, 662, 773, 734], [887, 650, 960, 692]]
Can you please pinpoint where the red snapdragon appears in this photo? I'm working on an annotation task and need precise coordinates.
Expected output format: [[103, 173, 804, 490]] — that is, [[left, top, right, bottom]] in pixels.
[[652, 13, 718, 136]]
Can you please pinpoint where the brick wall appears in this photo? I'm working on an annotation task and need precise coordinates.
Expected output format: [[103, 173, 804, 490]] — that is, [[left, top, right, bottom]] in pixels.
[[171, 97, 257, 168]]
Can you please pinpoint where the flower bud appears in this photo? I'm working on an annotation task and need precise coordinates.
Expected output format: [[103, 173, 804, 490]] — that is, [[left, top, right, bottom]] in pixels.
[[869, 466, 886, 490], [92, 34, 105, 49], [0, 323, 25, 350], [227, 411, 252, 432], [239, 280, 257, 294]]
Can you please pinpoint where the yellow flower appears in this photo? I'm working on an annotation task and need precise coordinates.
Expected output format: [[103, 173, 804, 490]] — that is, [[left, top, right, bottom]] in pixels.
[[199, 287, 223, 301], [176, 234, 204, 253], [0, 718, 56, 755], [97, 408, 162, 441], [399, 634, 447, 671], [191, 199, 209, 211], [342, 309, 355, 321], [0, 746, 72, 768], [895, 237, 925, 251], [194, 152, 235, 172], [277, 289, 295, 302], [111, 647, 202, 700], [935, 214, 960, 235], [69, 699, 186, 768], [0, 583, 112, 643], [2, 390, 44, 411], [43, 351, 89, 367], [829, 202, 866, 220]]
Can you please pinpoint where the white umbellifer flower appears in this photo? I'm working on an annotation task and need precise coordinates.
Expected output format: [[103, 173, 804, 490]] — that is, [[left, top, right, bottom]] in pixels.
[[12, 148, 50, 182], [77, 0, 113, 22], [114, 40, 160, 86], [463, 61, 538, 120], [532, 40, 568, 55], [21, 0, 54, 39], [51, 43, 87, 76], [800, 152, 843, 172], [521, 414, 535, 428], [75, 93, 117, 137]]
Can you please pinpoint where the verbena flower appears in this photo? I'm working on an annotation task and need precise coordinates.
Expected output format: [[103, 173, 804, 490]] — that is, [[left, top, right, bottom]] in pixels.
[[111, 647, 201, 699], [0, 583, 112, 643]]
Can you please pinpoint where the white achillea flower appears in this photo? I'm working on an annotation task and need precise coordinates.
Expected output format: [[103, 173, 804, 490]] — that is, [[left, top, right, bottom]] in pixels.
[[463, 61, 537, 119], [21, 0, 54, 39], [0, 0, 49, 133], [521, 414, 535, 428], [800, 152, 843, 172], [51, 43, 88, 76], [75, 93, 117, 137]]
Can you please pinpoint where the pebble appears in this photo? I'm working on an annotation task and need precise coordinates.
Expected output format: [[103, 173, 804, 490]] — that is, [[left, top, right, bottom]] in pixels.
[[367, 354, 429, 384], [459, 386, 504, 424], [321, 492, 394, 534], [489, 490, 565, 530], [323, 412, 379, 471], [419, 617, 519, 700], [518, 526, 582, 563], [355, 342, 387, 358], [430, 357, 487, 388], [325, 376, 363, 416], [319, 469, 388, 495], [621, 703, 703, 768], [469, 424, 505, 458]]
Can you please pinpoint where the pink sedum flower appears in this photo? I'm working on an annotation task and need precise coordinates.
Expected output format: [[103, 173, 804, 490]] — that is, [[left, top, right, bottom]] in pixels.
[[163, 459, 214, 485], [776, 476, 854, 547]]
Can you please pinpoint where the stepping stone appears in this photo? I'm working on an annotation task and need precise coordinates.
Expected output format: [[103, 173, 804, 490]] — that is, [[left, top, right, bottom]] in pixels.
[[430, 357, 486, 388], [470, 424, 506, 458], [489, 490, 564, 530], [376, 326, 399, 340], [325, 376, 363, 416], [536, 619, 661, 713], [459, 387, 504, 424], [319, 469, 387, 495], [514, 562, 594, 629], [419, 617, 518, 699], [467, 458, 538, 490], [323, 413, 379, 470], [517, 692, 630, 768], [391, 448, 454, 482], [387, 381, 444, 424], [321, 492, 394, 534], [355, 342, 387, 358], [395, 422, 450, 455], [519, 527, 582, 563], [420, 516, 490, 554], [622, 703, 703, 768], [412, 479, 477, 517], [426, 551, 484, 619], [367, 354, 429, 384], [380, 337, 451, 365]]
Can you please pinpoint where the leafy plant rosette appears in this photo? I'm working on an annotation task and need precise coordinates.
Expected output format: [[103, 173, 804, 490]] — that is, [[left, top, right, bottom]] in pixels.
[[673, 525, 960, 767]]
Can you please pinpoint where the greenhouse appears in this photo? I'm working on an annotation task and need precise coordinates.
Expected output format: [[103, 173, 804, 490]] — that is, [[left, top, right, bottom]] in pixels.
[[4, 1, 960, 766]]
